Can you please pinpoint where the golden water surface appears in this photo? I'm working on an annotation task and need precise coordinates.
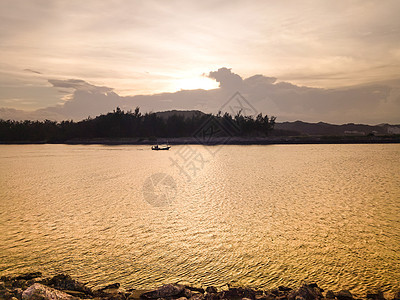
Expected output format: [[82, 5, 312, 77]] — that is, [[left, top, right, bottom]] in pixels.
[[0, 144, 399, 297]]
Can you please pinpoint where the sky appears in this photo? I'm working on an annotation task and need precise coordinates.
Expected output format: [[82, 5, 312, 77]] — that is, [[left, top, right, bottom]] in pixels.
[[0, 0, 400, 124]]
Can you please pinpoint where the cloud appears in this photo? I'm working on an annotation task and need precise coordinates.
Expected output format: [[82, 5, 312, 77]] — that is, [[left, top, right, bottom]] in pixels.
[[0, 107, 65, 121], [1, 0, 400, 96], [48, 79, 113, 93], [1, 68, 400, 124], [45, 79, 121, 119], [24, 69, 42, 74], [208, 68, 243, 90]]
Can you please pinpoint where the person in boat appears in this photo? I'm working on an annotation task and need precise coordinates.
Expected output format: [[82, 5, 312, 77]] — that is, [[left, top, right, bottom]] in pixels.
[[152, 144, 170, 150]]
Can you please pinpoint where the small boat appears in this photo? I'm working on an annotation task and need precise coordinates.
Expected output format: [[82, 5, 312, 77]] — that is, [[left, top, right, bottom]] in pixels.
[[152, 144, 171, 150]]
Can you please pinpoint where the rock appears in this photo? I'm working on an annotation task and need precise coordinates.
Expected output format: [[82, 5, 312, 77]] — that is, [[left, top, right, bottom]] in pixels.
[[336, 290, 353, 300], [26, 278, 45, 287], [306, 284, 317, 289], [221, 287, 256, 300], [204, 293, 220, 300], [0, 276, 11, 282], [279, 286, 293, 292], [96, 282, 121, 295], [307, 284, 323, 292], [64, 289, 90, 298], [140, 284, 185, 299], [288, 284, 323, 300], [366, 291, 385, 300], [12, 279, 29, 289], [107, 292, 127, 300], [13, 287, 24, 298], [0, 290, 13, 300], [176, 297, 188, 300], [394, 290, 400, 300], [183, 289, 193, 298], [190, 293, 205, 300], [263, 293, 277, 300], [185, 286, 205, 294], [255, 293, 268, 300], [48, 274, 93, 296], [99, 283, 121, 291], [325, 290, 335, 299], [0, 281, 5, 290], [94, 289, 123, 298], [11, 297, 18, 300], [4, 281, 13, 289], [206, 287, 218, 294], [127, 289, 151, 300], [16, 272, 42, 281], [255, 291, 264, 296], [22, 283, 78, 300], [271, 289, 281, 296]]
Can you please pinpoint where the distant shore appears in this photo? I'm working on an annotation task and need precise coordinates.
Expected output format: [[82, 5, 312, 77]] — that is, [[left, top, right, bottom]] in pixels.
[[1, 135, 400, 145], [1, 272, 399, 300]]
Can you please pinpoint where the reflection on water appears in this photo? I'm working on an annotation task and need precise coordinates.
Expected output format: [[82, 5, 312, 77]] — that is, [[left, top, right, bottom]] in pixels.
[[0, 144, 399, 297]]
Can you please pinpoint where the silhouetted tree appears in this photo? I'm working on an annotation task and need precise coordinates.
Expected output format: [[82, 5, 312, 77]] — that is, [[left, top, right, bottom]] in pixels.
[[0, 108, 276, 142]]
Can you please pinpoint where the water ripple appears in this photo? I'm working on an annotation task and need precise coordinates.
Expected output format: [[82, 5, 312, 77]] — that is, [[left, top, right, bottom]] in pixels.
[[0, 144, 399, 298]]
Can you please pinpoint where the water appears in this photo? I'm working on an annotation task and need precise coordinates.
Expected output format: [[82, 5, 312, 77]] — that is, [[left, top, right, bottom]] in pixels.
[[0, 144, 399, 297]]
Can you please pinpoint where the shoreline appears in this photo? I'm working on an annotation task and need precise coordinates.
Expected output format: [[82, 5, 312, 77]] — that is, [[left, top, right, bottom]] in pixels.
[[1, 272, 398, 300], [0, 135, 400, 145]]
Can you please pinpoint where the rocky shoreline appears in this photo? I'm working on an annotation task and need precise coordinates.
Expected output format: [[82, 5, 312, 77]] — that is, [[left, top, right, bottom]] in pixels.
[[0, 272, 399, 300]]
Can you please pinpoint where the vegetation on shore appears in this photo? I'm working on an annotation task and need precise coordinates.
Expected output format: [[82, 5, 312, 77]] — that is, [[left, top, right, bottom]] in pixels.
[[0, 108, 276, 143], [1, 272, 398, 300], [1, 108, 399, 145]]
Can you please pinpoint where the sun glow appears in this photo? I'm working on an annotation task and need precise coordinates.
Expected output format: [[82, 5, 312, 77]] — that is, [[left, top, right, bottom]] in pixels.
[[175, 76, 219, 91]]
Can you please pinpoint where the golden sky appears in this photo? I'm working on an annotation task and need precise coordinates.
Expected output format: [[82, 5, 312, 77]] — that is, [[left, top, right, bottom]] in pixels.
[[0, 0, 400, 123]]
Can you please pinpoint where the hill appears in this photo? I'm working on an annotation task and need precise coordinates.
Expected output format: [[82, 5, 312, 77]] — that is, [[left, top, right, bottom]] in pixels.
[[274, 121, 400, 136]]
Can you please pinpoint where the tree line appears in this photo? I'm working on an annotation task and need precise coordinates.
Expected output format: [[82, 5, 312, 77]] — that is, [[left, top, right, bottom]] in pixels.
[[0, 107, 276, 142]]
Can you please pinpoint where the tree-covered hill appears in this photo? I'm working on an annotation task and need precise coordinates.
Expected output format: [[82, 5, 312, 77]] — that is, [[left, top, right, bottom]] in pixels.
[[0, 107, 276, 143]]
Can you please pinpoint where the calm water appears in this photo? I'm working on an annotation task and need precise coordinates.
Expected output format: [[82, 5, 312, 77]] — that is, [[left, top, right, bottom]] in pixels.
[[0, 144, 399, 297]]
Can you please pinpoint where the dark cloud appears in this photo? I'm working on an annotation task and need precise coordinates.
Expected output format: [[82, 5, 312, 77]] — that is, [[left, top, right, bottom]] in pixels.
[[1, 69, 400, 124], [48, 79, 113, 93], [45, 79, 120, 119], [24, 69, 42, 74], [208, 68, 243, 90]]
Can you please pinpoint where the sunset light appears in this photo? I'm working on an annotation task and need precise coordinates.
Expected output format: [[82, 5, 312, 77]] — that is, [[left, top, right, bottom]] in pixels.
[[0, 2, 399, 299], [174, 75, 219, 91]]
